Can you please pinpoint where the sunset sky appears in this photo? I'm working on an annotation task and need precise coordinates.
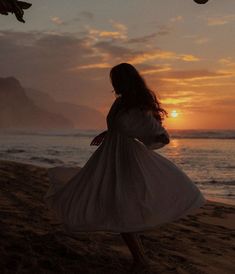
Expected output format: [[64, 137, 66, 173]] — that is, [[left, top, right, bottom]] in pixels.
[[0, 0, 235, 129]]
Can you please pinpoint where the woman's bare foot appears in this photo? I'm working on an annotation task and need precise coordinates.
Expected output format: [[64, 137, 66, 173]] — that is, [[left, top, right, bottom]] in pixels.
[[120, 232, 159, 273]]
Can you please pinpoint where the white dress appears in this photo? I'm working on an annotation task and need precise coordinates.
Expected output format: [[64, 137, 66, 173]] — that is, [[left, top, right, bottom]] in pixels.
[[44, 97, 206, 233]]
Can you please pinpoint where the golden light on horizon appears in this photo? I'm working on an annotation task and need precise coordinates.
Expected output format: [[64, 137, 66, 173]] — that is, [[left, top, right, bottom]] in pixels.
[[170, 110, 179, 118]]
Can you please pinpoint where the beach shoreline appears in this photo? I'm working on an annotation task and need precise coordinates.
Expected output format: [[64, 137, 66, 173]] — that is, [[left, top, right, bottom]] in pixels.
[[0, 160, 234, 273]]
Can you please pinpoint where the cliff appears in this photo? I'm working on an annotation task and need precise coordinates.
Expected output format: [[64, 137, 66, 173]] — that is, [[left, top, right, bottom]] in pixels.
[[0, 77, 73, 129], [25, 88, 106, 130]]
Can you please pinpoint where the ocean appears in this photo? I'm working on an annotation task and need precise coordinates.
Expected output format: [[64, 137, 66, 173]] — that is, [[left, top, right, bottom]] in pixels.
[[0, 129, 235, 205]]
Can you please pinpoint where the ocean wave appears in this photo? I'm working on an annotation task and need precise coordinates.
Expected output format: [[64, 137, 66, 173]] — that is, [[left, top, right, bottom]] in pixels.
[[46, 149, 60, 156], [29, 157, 64, 165], [215, 165, 235, 169], [196, 180, 235, 186], [5, 148, 25, 153], [169, 130, 235, 139], [1, 129, 235, 139], [0, 129, 101, 137]]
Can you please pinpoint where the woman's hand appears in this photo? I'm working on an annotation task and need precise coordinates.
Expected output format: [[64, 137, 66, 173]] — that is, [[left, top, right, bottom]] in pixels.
[[90, 131, 107, 146], [155, 133, 170, 144], [147, 133, 170, 150]]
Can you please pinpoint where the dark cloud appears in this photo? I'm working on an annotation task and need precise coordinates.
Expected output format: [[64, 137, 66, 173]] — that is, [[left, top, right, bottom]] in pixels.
[[79, 11, 95, 20], [126, 33, 158, 44], [94, 40, 138, 59], [125, 25, 171, 45], [0, 30, 93, 69], [59, 11, 95, 25], [0, 30, 173, 110], [0, 30, 106, 108]]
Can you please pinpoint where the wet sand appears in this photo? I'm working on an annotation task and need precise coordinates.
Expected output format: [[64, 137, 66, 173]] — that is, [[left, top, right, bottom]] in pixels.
[[0, 160, 234, 274]]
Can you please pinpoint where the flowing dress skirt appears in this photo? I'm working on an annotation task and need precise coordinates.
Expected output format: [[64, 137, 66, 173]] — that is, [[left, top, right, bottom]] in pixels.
[[44, 129, 206, 233]]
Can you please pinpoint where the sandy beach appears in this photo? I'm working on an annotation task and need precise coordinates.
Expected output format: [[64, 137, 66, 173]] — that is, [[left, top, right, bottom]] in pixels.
[[0, 160, 234, 274]]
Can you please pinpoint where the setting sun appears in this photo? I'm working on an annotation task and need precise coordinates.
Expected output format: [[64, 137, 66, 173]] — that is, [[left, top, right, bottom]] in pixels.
[[171, 110, 179, 118]]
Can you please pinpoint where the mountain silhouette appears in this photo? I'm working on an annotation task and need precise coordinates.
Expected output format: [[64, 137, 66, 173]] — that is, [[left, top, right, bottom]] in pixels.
[[25, 88, 106, 130], [0, 77, 72, 129]]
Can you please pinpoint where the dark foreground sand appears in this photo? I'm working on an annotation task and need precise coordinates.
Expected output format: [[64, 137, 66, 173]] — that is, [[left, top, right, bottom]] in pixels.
[[0, 160, 234, 274]]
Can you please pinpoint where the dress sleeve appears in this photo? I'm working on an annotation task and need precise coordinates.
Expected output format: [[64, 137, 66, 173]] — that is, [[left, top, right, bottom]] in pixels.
[[116, 107, 170, 149]]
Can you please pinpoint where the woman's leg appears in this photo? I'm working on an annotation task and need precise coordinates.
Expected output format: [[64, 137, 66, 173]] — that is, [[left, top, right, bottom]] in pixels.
[[120, 232, 148, 265]]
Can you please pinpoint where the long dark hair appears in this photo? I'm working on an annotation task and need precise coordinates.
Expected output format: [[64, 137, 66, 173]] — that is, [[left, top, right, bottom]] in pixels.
[[110, 63, 167, 123]]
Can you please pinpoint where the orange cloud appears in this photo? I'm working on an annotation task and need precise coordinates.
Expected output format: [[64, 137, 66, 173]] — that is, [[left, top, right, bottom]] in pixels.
[[128, 50, 200, 64], [50, 16, 64, 25], [161, 69, 230, 80], [195, 37, 209, 45], [86, 21, 128, 41], [170, 16, 184, 23], [161, 97, 192, 105], [207, 14, 235, 26], [140, 66, 172, 75], [88, 28, 126, 40], [70, 63, 110, 71]]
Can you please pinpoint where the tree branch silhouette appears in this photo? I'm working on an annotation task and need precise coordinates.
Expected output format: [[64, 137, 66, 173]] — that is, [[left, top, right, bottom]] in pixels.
[[0, 0, 31, 23], [0, 1, 211, 24]]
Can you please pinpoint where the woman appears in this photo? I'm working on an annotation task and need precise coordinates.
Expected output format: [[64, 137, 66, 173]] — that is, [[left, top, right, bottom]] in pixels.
[[44, 63, 206, 273]]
